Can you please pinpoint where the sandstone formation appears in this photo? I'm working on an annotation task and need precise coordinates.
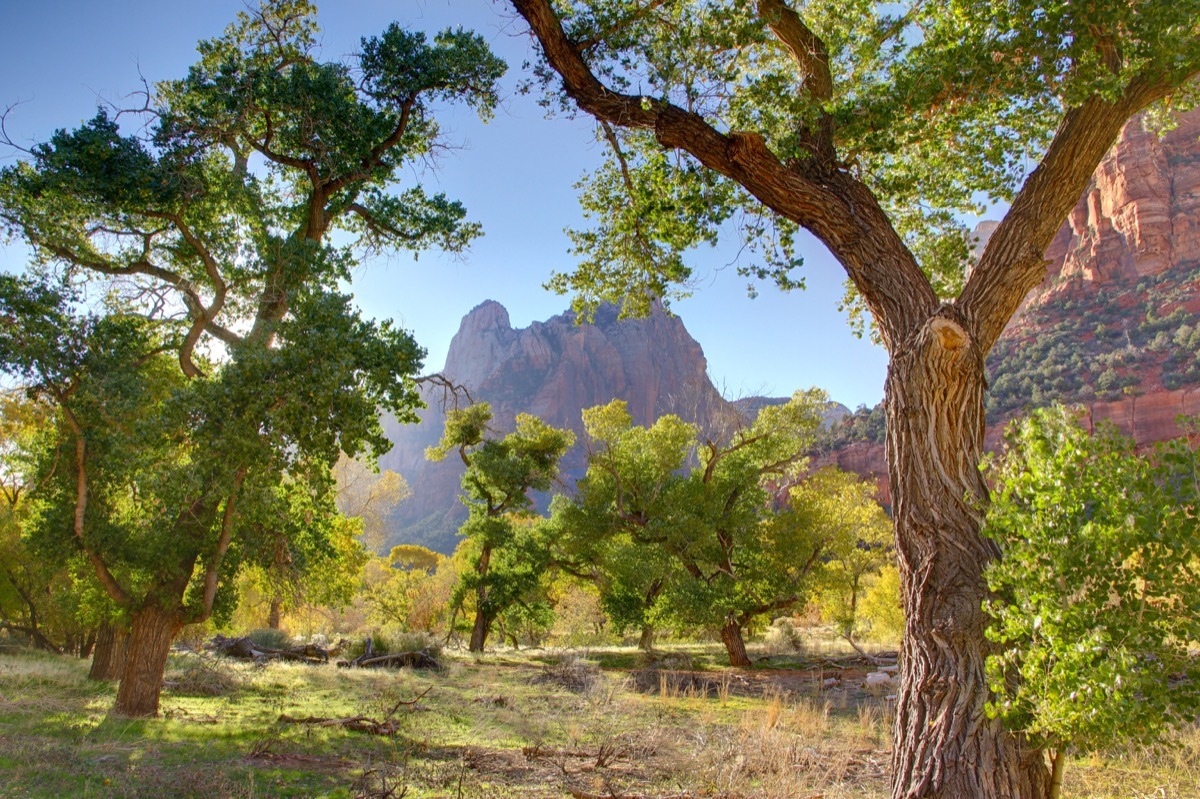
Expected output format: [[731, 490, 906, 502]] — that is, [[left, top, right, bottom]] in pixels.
[[1039, 109, 1200, 294], [379, 301, 738, 552]]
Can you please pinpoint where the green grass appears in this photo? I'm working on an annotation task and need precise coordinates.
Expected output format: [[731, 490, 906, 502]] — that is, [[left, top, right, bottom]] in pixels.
[[1, 644, 1197, 798]]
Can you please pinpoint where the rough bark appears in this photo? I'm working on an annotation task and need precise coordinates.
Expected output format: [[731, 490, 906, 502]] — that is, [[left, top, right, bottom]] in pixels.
[[112, 604, 182, 718], [885, 310, 1049, 799], [88, 621, 128, 681], [267, 597, 283, 630], [720, 618, 752, 669], [468, 605, 490, 653]]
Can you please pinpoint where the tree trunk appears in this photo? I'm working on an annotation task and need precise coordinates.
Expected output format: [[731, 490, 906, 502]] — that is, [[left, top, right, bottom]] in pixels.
[[637, 624, 656, 651], [720, 618, 751, 669], [468, 606, 490, 653], [886, 312, 1050, 799], [112, 604, 181, 717], [88, 621, 127, 681], [267, 597, 283, 630]]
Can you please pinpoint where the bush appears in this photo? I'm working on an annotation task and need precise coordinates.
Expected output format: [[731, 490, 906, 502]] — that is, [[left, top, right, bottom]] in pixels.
[[245, 627, 293, 650], [763, 617, 805, 655], [347, 630, 444, 661]]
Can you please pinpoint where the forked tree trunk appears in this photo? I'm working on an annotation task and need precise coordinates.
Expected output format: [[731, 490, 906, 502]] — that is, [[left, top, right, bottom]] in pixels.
[[88, 621, 128, 681], [637, 624, 656, 651], [886, 312, 1049, 799], [720, 618, 752, 669], [112, 604, 182, 717]]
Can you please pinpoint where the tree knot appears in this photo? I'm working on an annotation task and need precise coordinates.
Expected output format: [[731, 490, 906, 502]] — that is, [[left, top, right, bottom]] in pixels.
[[929, 317, 968, 353], [727, 131, 770, 166]]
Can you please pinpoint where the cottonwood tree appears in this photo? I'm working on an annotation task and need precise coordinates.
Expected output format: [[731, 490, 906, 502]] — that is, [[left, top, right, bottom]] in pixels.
[[508, 0, 1200, 795], [426, 403, 575, 651], [0, 0, 504, 716], [984, 406, 1200, 799], [804, 468, 893, 652], [560, 393, 836, 667]]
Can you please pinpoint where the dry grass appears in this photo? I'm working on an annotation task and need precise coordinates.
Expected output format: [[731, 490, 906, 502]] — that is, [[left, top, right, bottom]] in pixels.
[[1, 644, 1197, 798]]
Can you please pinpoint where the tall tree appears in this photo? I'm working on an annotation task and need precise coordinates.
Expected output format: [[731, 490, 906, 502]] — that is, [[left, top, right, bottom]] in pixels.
[[427, 403, 575, 652], [0, 0, 504, 716], [562, 393, 837, 667], [507, 1, 1200, 795]]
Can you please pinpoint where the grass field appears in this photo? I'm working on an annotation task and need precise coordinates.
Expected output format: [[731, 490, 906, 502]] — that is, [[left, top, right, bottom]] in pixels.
[[0, 643, 1198, 798]]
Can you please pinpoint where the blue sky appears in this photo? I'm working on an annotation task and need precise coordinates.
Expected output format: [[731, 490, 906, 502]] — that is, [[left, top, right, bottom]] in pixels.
[[0, 0, 889, 409]]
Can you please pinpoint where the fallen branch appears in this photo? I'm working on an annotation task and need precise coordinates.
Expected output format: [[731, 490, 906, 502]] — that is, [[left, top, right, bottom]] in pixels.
[[277, 686, 432, 736], [207, 634, 333, 665], [278, 713, 405, 736], [336, 637, 442, 670]]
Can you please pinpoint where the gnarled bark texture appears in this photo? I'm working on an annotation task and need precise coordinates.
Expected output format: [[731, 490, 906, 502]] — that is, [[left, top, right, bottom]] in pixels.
[[886, 311, 1048, 799], [720, 619, 752, 669], [88, 621, 128, 682], [112, 604, 182, 717]]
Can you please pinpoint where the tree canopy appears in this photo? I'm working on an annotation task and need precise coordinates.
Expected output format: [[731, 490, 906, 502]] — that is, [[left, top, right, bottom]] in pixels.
[[427, 403, 575, 651], [555, 392, 861, 667], [507, 1, 1200, 796], [0, 0, 505, 716]]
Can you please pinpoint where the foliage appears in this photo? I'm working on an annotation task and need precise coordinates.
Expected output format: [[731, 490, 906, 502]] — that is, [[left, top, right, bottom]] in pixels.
[[857, 564, 904, 644], [333, 453, 410, 551], [985, 265, 1200, 418], [555, 391, 877, 663], [984, 405, 1200, 755], [521, 0, 1200, 318], [428, 403, 575, 650], [359, 543, 452, 635], [0, 0, 505, 711], [800, 468, 893, 642]]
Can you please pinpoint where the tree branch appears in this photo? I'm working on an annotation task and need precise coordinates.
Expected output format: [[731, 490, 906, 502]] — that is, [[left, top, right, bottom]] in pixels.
[[512, 0, 936, 349], [756, 0, 832, 102], [193, 467, 248, 622], [962, 74, 1183, 351], [52, 390, 132, 608]]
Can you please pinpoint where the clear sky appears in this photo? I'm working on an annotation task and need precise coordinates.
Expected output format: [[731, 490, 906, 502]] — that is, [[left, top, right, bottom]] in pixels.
[[0, 0, 890, 409]]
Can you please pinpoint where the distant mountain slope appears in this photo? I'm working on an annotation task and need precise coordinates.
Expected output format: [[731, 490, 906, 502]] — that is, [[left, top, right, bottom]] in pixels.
[[378, 301, 739, 553]]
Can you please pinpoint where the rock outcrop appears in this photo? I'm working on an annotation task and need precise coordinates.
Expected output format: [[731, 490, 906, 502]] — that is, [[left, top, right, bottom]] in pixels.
[[1042, 110, 1200, 290], [379, 301, 737, 552]]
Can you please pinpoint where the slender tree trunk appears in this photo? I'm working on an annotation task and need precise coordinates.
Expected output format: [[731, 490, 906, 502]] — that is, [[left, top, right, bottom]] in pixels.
[[267, 597, 283, 630], [80, 629, 97, 659], [720, 618, 751, 669], [637, 624, 656, 651], [88, 621, 127, 681], [886, 312, 1050, 799], [468, 543, 493, 653], [112, 604, 182, 717]]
